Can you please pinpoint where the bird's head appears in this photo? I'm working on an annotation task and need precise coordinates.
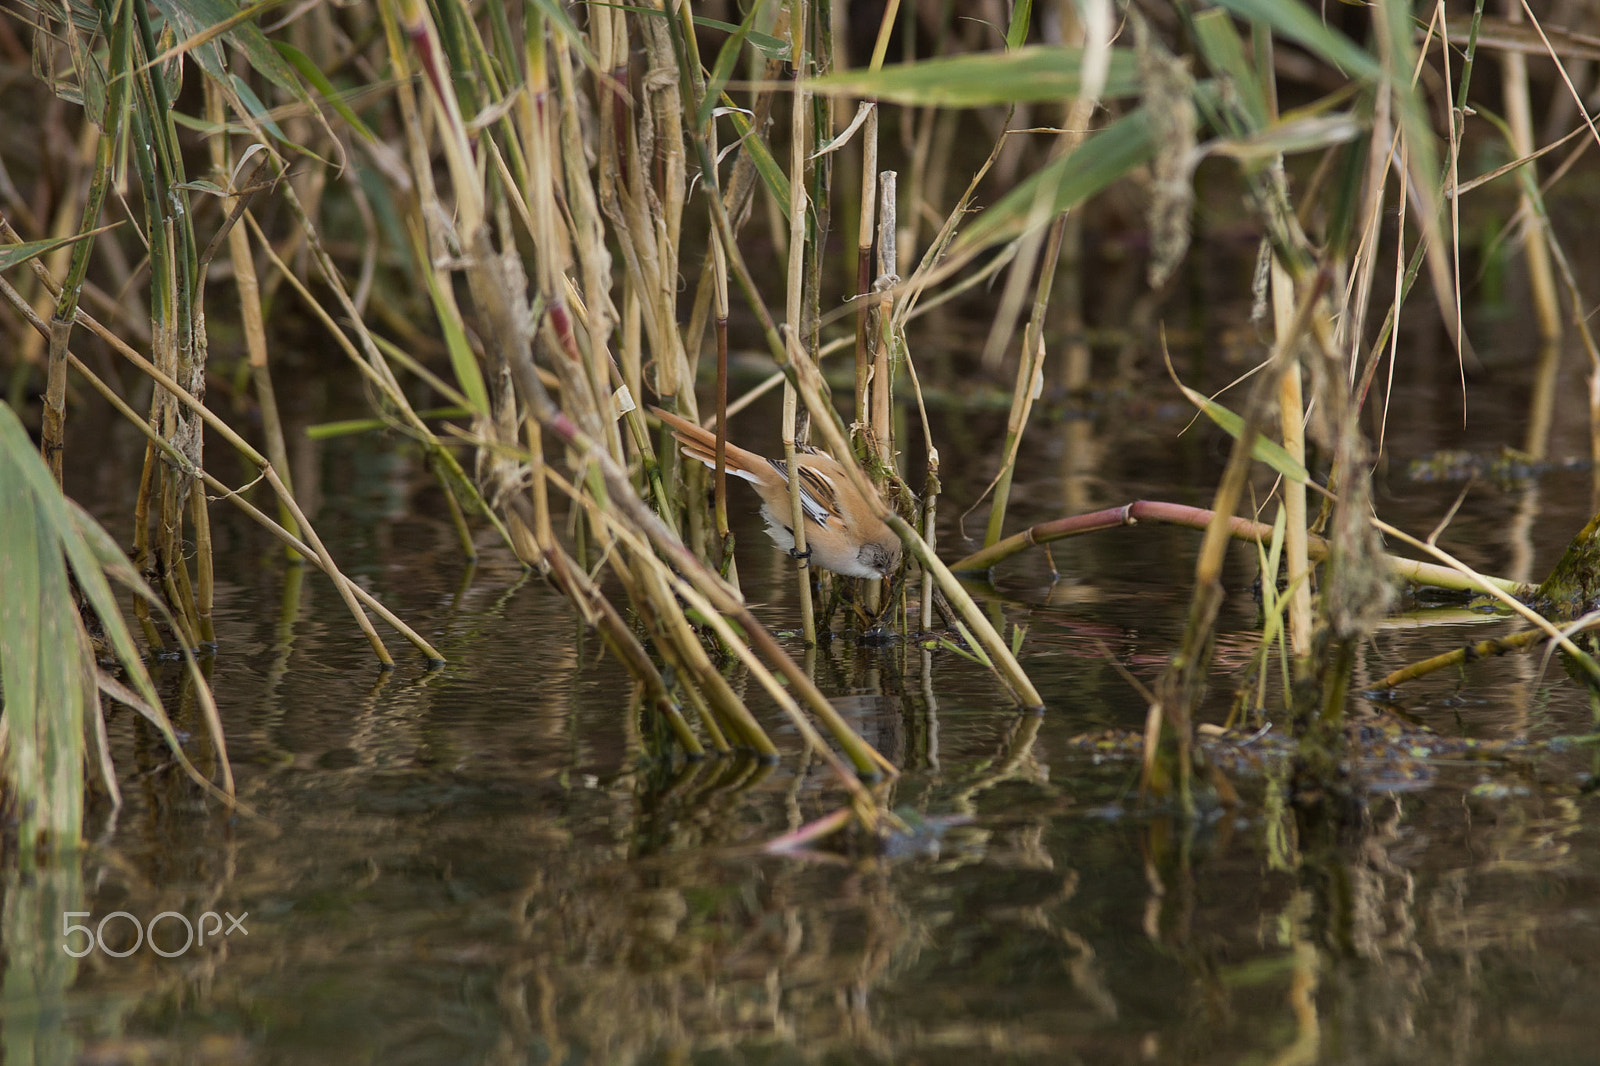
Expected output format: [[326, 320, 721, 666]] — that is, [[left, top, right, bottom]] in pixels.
[[857, 538, 902, 580]]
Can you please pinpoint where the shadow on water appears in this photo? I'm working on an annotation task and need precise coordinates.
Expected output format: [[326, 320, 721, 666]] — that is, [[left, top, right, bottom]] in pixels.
[[17, 340, 1600, 1065]]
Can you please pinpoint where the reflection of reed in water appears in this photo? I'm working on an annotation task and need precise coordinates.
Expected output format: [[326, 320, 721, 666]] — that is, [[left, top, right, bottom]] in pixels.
[[493, 850, 911, 1061]]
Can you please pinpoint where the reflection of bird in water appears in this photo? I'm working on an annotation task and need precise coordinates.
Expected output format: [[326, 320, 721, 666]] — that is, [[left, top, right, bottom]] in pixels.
[[652, 407, 901, 581]]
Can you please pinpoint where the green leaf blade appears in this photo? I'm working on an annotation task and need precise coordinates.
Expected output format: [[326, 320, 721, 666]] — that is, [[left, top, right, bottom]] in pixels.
[[810, 46, 1143, 107]]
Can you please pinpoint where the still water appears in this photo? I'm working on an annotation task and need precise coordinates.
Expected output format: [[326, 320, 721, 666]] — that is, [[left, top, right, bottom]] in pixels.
[[17, 336, 1600, 1065]]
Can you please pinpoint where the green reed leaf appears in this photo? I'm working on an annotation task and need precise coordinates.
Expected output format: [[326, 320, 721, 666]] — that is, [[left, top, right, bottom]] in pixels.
[[1173, 382, 1312, 484], [810, 45, 1142, 106], [0, 227, 118, 273], [1205, 0, 1382, 81], [951, 106, 1154, 256]]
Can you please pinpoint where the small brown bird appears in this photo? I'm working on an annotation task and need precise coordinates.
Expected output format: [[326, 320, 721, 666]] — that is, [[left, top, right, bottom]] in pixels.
[[652, 407, 902, 580]]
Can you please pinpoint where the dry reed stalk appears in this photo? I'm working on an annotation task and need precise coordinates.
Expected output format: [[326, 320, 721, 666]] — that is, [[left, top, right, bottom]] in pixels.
[[1245, 29, 1314, 664], [1501, 0, 1562, 343], [39, 120, 109, 490], [509, 341, 889, 776], [242, 212, 517, 559], [0, 270, 445, 663], [1271, 273, 1312, 664], [854, 106, 879, 428], [380, 3, 897, 779], [582, 12, 694, 534], [946, 498, 1532, 598], [979, 3, 1113, 551], [859, 171, 901, 618], [1346, 99, 1393, 360], [770, 332, 1043, 706], [785, 0, 817, 644], [550, 47, 623, 464], [681, 53, 784, 368], [205, 91, 299, 547], [871, 173, 898, 470], [597, 11, 689, 416], [713, 233, 734, 565], [1522, 222, 1600, 506], [569, 490, 897, 784], [1147, 275, 1326, 809], [981, 214, 1061, 553]]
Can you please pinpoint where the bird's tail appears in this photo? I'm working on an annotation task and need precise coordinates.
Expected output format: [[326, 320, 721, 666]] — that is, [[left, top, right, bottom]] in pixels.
[[650, 406, 768, 480]]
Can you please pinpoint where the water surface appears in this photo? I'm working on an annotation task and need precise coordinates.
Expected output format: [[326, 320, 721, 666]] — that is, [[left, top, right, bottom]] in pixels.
[[21, 329, 1600, 1066]]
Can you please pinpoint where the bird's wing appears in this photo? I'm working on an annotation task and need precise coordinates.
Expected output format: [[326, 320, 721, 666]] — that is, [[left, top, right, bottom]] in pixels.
[[764, 459, 840, 528]]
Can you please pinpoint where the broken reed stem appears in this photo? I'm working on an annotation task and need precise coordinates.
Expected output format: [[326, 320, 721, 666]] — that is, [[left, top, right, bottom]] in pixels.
[[1375, 623, 1549, 689], [855, 105, 879, 427], [871, 172, 898, 470], [863, 170, 899, 616]]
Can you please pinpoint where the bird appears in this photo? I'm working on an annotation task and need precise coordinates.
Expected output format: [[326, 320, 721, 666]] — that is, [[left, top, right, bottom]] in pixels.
[[651, 406, 902, 580]]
